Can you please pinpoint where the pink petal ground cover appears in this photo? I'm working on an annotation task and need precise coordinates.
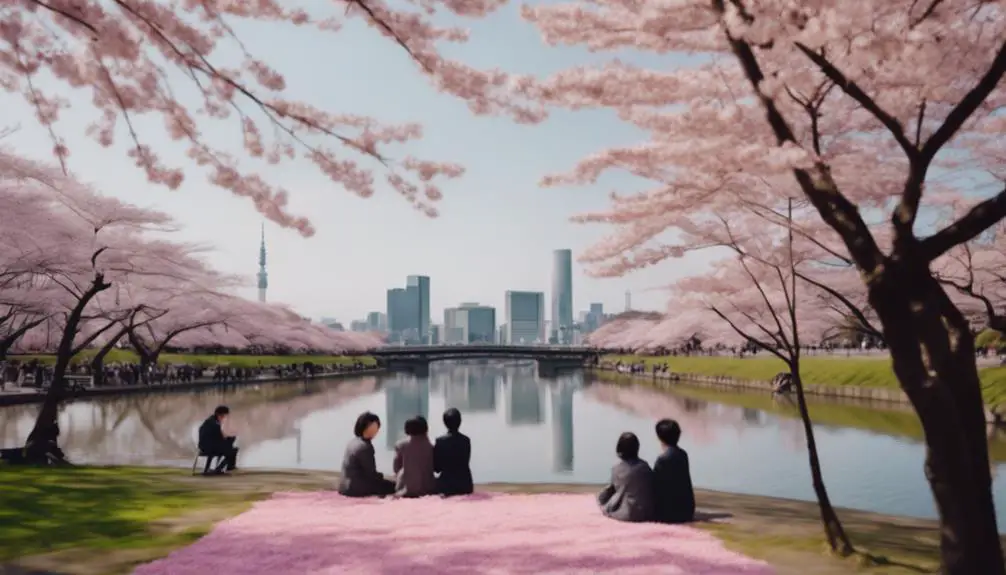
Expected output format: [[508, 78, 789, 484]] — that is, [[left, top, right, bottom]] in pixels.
[[134, 492, 775, 574]]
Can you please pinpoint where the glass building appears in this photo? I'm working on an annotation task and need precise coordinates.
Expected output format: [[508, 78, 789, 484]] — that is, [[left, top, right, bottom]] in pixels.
[[407, 275, 431, 344], [505, 291, 545, 345], [551, 249, 573, 343]]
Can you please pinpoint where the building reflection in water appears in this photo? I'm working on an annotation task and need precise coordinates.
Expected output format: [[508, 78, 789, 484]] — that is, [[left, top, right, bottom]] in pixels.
[[444, 365, 497, 413], [505, 370, 545, 426], [550, 373, 577, 472], [384, 374, 430, 448]]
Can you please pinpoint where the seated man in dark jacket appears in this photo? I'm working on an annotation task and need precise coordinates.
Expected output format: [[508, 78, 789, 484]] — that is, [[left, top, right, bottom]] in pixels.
[[433, 408, 473, 496], [198, 405, 239, 473], [652, 418, 695, 523]]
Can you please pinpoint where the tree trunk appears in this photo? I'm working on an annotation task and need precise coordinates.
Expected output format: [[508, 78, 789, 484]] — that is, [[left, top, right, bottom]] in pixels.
[[870, 263, 1004, 575], [26, 274, 110, 452], [90, 327, 130, 388], [790, 366, 854, 555]]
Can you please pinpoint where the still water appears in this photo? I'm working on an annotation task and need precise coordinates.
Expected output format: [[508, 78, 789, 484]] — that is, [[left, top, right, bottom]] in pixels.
[[4, 360, 1006, 525]]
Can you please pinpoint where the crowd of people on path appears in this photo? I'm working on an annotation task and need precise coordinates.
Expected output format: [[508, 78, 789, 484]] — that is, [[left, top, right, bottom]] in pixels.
[[0, 358, 375, 392]]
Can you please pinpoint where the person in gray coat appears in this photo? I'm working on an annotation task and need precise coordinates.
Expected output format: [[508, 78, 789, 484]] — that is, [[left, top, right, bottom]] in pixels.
[[597, 432, 655, 522], [393, 416, 437, 498], [338, 411, 395, 497]]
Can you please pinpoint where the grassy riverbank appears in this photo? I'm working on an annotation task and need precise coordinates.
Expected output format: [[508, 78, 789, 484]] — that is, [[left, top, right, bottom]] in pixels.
[[604, 354, 1006, 407], [10, 351, 376, 368], [0, 465, 983, 574], [592, 370, 1006, 462]]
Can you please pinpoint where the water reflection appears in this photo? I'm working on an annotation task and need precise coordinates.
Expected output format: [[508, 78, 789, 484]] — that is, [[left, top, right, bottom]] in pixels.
[[5, 362, 1006, 525]]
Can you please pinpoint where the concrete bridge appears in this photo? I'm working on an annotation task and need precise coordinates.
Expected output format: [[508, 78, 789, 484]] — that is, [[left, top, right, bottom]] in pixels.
[[369, 345, 598, 378]]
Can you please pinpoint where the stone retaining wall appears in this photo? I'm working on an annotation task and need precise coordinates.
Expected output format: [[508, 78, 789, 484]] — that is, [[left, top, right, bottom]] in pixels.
[[591, 366, 911, 404]]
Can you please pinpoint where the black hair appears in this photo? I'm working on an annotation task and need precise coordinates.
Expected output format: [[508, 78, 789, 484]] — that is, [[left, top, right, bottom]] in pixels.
[[214, 405, 230, 417], [616, 432, 640, 461], [655, 418, 682, 447], [353, 411, 382, 438], [443, 408, 462, 432], [405, 416, 429, 437]]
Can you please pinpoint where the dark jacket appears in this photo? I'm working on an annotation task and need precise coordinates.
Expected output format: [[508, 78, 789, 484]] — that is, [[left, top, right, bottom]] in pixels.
[[653, 446, 696, 523], [338, 437, 392, 497], [197, 416, 226, 453], [433, 431, 473, 496], [597, 458, 655, 522], [393, 436, 437, 498]]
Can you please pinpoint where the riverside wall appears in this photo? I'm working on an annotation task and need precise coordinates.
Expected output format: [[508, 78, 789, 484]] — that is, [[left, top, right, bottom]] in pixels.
[[0, 368, 385, 407]]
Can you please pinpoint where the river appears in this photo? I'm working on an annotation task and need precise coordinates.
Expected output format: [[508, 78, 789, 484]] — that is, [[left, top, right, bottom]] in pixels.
[[3, 360, 1006, 526]]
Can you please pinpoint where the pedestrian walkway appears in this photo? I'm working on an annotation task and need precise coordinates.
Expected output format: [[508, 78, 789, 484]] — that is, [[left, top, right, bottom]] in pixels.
[[133, 492, 773, 574]]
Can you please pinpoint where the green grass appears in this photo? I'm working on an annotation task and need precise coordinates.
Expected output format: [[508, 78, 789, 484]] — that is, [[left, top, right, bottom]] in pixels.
[[0, 466, 968, 575], [11, 350, 376, 368], [0, 467, 245, 567], [604, 354, 1006, 407]]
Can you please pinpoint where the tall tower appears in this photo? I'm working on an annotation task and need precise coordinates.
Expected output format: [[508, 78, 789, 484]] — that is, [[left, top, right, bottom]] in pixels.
[[257, 223, 268, 303], [551, 249, 573, 343], [625, 290, 632, 312]]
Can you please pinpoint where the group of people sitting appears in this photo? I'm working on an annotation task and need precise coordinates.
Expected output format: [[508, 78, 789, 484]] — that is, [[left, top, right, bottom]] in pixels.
[[338, 407, 474, 498], [199, 402, 696, 525], [337, 407, 696, 525]]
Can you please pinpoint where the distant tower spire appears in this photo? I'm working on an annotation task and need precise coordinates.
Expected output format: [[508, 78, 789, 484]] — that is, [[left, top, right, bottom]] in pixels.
[[625, 290, 631, 312], [257, 223, 268, 303]]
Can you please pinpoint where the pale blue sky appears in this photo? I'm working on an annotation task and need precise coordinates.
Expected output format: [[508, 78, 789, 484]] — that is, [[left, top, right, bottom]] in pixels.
[[3, 7, 714, 324]]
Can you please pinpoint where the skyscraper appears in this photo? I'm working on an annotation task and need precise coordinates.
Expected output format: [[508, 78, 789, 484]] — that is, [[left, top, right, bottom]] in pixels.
[[505, 291, 545, 345], [407, 275, 431, 344], [444, 303, 496, 344], [257, 223, 268, 303], [551, 249, 573, 343]]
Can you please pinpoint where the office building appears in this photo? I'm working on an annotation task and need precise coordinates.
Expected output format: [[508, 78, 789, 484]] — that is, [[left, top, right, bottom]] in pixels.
[[386, 275, 430, 344], [407, 275, 431, 343], [505, 291, 545, 345], [497, 324, 507, 344], [444, 303, 496, 344], [349, 320, 369, 332], [429, 324, 441, 345], [551, 249, 573, 343], [386, 288, 411, 334], [366, 311, 387, 331]]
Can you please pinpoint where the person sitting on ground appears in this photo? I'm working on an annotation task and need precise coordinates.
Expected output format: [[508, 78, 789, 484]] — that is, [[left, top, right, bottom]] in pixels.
[[338, 411, 395, 497], [597, 431, 654, 523], [393, 416, 437, 498], [652, 418, 696, 523], [433, 408, 473, 496], [198, 405, 239, 473]]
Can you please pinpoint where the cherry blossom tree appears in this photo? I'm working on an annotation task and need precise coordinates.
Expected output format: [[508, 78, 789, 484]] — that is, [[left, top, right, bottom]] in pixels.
[[1, 0, 539, 230], [495, 3, 1006, 569]]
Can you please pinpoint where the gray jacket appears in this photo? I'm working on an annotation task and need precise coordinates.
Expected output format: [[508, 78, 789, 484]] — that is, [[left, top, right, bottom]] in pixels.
[[597, 458, 655, 522], [393, 435, 437, 498], [338, 437, 390, 497]]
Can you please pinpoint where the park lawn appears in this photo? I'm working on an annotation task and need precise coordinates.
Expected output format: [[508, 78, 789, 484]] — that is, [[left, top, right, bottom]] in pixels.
[[12, 350, 376, 368], [0, 466, 333, 575], [605, 354, 1006, 407], [0, 466, 970, 575]]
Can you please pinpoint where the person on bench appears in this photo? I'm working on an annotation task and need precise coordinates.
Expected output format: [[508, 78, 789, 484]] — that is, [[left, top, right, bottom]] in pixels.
[[433, 408, 473, 496], [652, 418, 695, 523], [338, 411, 395, 497], [198, 405, 239, 474], [597, 432, 654, 522]]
